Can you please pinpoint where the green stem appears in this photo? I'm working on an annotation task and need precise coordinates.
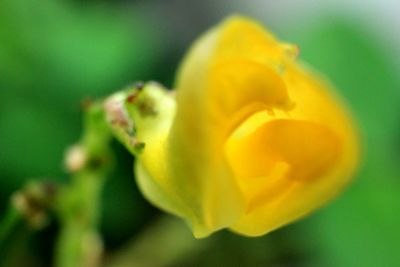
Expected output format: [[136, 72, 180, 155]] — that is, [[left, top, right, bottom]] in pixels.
[[55, 100, 113, 267], [1, 82, 177, 267], [0, 181, 56, 265], [106, 216, 207, 267], [55, 82, 175, 267], [0, 206, 23, 259]]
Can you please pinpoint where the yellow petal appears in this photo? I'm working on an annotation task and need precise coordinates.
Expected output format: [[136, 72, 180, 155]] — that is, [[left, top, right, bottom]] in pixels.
[[213, 16, 299, 69], [227, 63, 359, 236], [167, 16, 301, 236], [133, 16, 359, 238], [226, 118, 341, 209]]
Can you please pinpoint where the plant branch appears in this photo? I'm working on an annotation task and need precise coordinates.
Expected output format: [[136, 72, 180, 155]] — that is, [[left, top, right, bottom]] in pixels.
[[55, 100, 113, 267]]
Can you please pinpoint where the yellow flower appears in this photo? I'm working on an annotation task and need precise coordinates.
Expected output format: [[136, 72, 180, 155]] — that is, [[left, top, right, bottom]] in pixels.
[[134, 16, 359, 237]]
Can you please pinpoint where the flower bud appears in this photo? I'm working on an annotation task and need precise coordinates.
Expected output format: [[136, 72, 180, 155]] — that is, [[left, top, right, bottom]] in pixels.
[[130, 16, 359, 238]]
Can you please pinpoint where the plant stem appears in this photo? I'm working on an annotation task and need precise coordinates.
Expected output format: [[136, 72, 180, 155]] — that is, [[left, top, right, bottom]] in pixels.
[[55, 100, 113, 267], [0, 206, 23, 260], [1, 82, 178, 267], [0, 180, 57, 265], [55, 82, 175, 267], [106, 216, 207, 267]]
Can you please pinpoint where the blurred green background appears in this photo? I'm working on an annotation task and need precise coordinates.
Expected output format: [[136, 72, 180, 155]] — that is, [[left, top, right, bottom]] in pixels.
[[1, 0, 400, 266]]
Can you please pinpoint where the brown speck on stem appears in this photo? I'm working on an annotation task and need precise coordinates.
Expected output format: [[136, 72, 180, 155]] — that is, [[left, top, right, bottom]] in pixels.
[[126, 92, 139, 104], [137, 98, 157, 117], [80, 98, 93, 111], [87, 155, 110, 171], [129, 138, 146, 154]]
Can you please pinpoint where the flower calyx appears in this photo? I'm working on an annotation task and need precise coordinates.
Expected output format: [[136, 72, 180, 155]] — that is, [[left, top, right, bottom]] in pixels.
[[104, 82, 175, 156]]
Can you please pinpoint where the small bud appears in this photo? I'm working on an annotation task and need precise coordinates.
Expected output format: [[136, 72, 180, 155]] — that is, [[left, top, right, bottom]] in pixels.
[[65, 144, 88, 172], [11, 181, 58, 229]]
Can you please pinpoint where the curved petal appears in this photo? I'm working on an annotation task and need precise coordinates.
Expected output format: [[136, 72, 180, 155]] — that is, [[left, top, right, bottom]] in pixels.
[[227, 64, 359, 236], [167, 16, 295, 236], [226, 118, 341, 211]]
